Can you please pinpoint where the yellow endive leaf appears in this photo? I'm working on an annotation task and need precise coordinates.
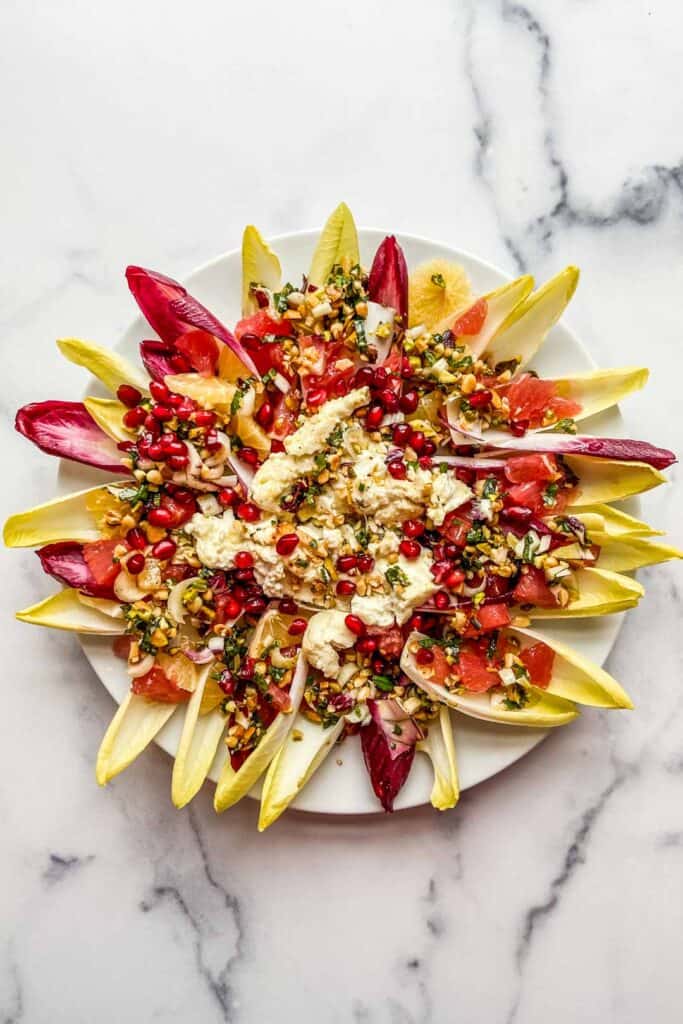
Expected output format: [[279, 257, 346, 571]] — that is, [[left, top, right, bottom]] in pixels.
[[485, 266, 579, 369], [242, 225, 282, 316], [566, 503, 664, 539], [565, 456, 666, 505], [511, 626, 633, 709], [595, 537, 683, 573], [96, 693, 177, 785], [84, 397, 132, 442], [57, 338, 149, 394], [258, 714, 345, 831], [435, 275, 534, 357], [308, 203, 359, 286], [400, 633, 578, 728], [214, 653, 307, 813], [16, 589, 125, 634], [417, 706, 459, 810], [549, 366, 648, 423], [527, 567, 643, 619], [172, 666, 226, 808], [3, 482, 130, 547]]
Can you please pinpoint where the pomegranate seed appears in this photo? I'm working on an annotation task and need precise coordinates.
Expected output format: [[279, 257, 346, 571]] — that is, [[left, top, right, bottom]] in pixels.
[[234, 551, 254, 569], [167, 440, 187, 457], [117, 384, 142, 408], [144, 413, 160, 434], [166, 393, 185, 408], [168, 454, 189, 471], [204, 428, 220, 451], [392, 422, 412, 447], [410, 430, 425, 453], [371, 656, 387, 675], [126, 527, 147, 550], [431, 560, 454, 583], [288, 618, 308, 636], [378, 388, 399, 412], [231, 585, 247, 602], [122, 407, 147, 429], [152, 538, 177, 560], [443, 542, 459, 559], [434, 591, 450, 609], [307, 387, 327, 408], [170, 353, 191, 372], [239, 656, 256, 678], [401, 357, 413, 378], [194, 410, 216, 427], [176, 403, 194, 421], [270, 439, 286, 453], [117, 440, 134, 452], [172, 488, 195, 505], [422, 438, 437, 457], [127, 552, 145, 575], [355, 636, 377, 655], [254, 289, 270, 308], [336, 579, 356, 596], [236, 502, 260, 522], [416, 647, 435, 665], [255, 401, 274, 429], [354, 366, 375, 388], [468, 389, 492, 409], [218, 670, 235, 695], [344, 614, 365, 636], [399, 539, 421, 559], [218, 488, 239, 507], [418, 456, 433, 470], [399, 390, 419, 414], [276, 533, 300, 556], [239, 447, 260, 467], [456, 467, 476, 485], [224, 598, 242, 619], [502, 505, 533, 524], [147, 507, 173, 527], [279, 597, 297, 615], [445, 569, 465, 589], [240, 332, 261, 351], [147, 442, 165, 461], [152, 404, 173, 421], [403, 519, 424, 538], [336, 554, 358, 573], [388, 460, 407, 480], [408, 613, 425, 631], [235, 568, 255, 582], [149, 381, 170, 403], [510, 419, 529, 437], [357, 554, 375, 573], [373, 366, 389, 385], [244, 595, 267, 615], [366, 404, 384, 429]]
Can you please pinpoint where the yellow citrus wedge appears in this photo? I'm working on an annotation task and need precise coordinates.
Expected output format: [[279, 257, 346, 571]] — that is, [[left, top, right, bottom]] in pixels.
[[408, 259, 472, 330]]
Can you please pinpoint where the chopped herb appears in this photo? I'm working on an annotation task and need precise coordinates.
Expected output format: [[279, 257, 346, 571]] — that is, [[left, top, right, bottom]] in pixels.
[[550, 417, 577, 435], [326, 423, 343, 448], [354, 317, 368, 355], [385, 565, 410, 589], [431, 273, 446, 288], [482, 476, 498, 499], [542, 483, 559, 507], [372, 675, 394, 692], [231, 380, 252, 416], [521, 534, 536, 563], [486, 632, 499, 660], [273, 283, 294, 314], [319, 565, 331, 584], [466, 525, 485, 545], [314, 452, 328, 472], [355, 524, 370, 549]]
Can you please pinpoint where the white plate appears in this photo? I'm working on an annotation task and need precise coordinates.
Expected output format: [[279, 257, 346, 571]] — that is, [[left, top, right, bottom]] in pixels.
[[61, 229, 630, 814]]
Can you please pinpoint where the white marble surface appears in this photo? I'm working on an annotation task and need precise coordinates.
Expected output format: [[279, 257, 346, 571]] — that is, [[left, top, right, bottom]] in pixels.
[[2, 1, 683, 1021]]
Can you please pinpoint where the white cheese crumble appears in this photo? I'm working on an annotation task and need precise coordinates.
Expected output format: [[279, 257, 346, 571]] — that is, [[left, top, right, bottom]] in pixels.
[[302, 610, 355, 679], [284, 387, 370, 457], [427, 473, 472, 526]]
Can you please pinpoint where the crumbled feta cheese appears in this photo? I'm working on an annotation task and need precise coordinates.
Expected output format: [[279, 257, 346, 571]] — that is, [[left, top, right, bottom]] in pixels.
[[250, 452, 314, 512], [285, 387, 370, 457], [351, 551, 437, 626], [427, 473, 472, 526]]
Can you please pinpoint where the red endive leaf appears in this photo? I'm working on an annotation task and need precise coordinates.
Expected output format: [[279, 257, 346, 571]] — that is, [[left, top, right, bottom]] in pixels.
[[35, 542, 114, 598], [15, 401, 127, 472], [360, 699, 422, 812], [125, 266, 259, 376], [368, 236, 408, 321], [139, 340, 177, 381]]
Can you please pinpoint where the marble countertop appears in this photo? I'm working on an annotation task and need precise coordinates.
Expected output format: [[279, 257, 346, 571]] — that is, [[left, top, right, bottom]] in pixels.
[[2, 1, 682, 1021]]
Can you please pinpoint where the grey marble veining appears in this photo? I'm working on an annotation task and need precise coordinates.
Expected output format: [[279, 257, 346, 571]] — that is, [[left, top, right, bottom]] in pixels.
[[2, 1, 683, 1021]]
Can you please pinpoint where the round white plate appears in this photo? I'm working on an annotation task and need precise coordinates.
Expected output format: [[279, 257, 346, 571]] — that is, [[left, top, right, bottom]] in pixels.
[[62, 229, 629, 814]]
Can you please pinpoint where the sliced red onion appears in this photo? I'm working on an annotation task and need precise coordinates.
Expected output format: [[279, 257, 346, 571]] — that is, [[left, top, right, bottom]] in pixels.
[[368, 237, 408, 322], [182, 647, 215, 665], [360, 698, 421, 812], [16, 402, 126, 473], [226, 450, 255, 491], [447, 417, 675, 470], [125, 265, 260, 377], [432, 455, 507, 470], [127, 653, 155, 678]]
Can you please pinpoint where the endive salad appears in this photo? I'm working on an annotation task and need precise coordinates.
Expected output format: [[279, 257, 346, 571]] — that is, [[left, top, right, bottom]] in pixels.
[[6, 203, 680, 828]]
